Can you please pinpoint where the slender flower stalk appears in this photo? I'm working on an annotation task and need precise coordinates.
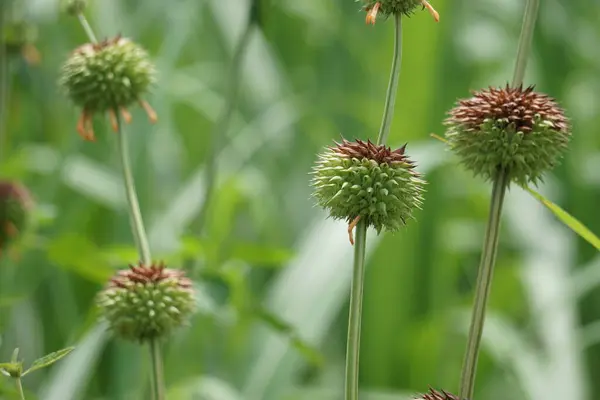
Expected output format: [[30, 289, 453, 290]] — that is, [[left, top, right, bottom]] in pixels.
[[457, 1, 541, 398], [149, 337, 165, 400], [113, 67, 164, 400], [76, 13, 97, 44], [0, 2, 9, 163], [376, 14, 402, 145], [344, 219, 367, 399], [15, 377, 25, 400], [458, 168, 508, 398], [72, 15, 165, 400], [345, 13, 402, 400]]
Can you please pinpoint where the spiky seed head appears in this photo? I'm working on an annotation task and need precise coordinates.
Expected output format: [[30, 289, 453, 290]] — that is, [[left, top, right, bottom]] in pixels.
[[59, 36, 156, 113], [445, 85, 570, 186], [415, 388, 461, 400], [63, 0, 88, 15], [361, 0, 423, 18], [97, 263, 196, 342], [0, 181, 33, 252], [311, 139, 425, 233]]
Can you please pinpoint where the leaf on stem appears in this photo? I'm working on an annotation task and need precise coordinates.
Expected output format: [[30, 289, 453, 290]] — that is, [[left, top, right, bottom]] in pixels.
[[254, 306, 324, 368], [22, 347, 75, 376]]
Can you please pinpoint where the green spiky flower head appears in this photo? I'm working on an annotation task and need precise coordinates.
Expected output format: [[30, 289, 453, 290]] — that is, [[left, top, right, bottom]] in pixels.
[[312, 139, 425, 233], [63, 0, 88, 15], [0, 181, 33, 252], [445, 85, 570, 186], [414, 388, 460, 400], [97, 263, 196, 342], [362, 0, 420, 16], [361, 0, 439, 24], [60, 36, 155, 114]]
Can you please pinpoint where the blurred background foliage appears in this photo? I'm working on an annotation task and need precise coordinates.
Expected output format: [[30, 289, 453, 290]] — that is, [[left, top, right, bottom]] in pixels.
[[0, 0, 599, 399]]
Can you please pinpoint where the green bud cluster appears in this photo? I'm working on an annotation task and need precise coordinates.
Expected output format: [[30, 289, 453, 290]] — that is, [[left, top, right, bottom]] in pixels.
[[360, 0, 423, 18], [311, 139, 425, 233], [0, 181, 33, 252], [63, 0, 88, 15], [59, 36, 155, 113], [2, 20, 37, 56], [97, 263, 196, 342]]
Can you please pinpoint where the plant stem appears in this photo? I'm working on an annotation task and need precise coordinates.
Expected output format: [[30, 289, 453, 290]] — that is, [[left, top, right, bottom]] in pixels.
[[194, 7, 255, 236], [511, 0, 539, 87], [116, 116, 152, 265], [0, 2, 9, 164], [73, 13, 165, 400], [344, 219, 367, 400], [376, 13, 402, 146], [16, 378, 25, 400], [77, 13, 98, 44], [344, 14, 403, 400], [149, 338, 165, 400], [459, 2, 539, 398], [458, 169, 509, 400], [116, 118, 163, 400]]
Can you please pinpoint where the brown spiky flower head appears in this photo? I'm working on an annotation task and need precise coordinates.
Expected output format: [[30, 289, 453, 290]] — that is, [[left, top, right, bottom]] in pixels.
[[0, 181, 33, 254], [361, 0, 439, 25], [97, 263, 196, 342], [59, 36, 157, 142], [415, 388, 461, 400], [445, 85, 570, 186], [312, 139, 425, 242]]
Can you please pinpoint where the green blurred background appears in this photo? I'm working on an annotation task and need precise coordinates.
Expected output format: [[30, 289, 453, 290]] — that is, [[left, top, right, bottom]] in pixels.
[[0, 0, 599, 399]]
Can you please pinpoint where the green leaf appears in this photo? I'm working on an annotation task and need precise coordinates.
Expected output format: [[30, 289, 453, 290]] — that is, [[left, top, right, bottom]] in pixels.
[[524, 186, 600, 251], [254, 307, 324, 368], [47, 235, 114, 283], [23, 347, 75, 377], [230, 243, 292, 267]]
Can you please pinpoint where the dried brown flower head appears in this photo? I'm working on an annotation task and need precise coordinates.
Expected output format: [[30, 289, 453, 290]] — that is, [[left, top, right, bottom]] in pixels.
[[97, 262, 196, 341], [332, 138, 413, 165], [445, 84, 571, 185], [416, 388, 461, 400], [448, 85, 568, 135]]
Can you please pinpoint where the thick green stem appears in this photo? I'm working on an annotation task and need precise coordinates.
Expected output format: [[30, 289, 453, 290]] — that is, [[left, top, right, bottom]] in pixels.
[[194, 10, 255, 236], [459, 169, 509, 399], [344, 14, 403, 400], [16, 378, 25, 400], [376, 13, 402, 146], [511, 0, 539, 87], [344, 219, 368, 400], [149, 338, 165, 400]]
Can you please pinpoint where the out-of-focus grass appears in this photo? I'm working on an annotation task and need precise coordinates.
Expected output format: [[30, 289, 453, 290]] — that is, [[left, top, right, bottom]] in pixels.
[[0, 0, 598, 399]]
